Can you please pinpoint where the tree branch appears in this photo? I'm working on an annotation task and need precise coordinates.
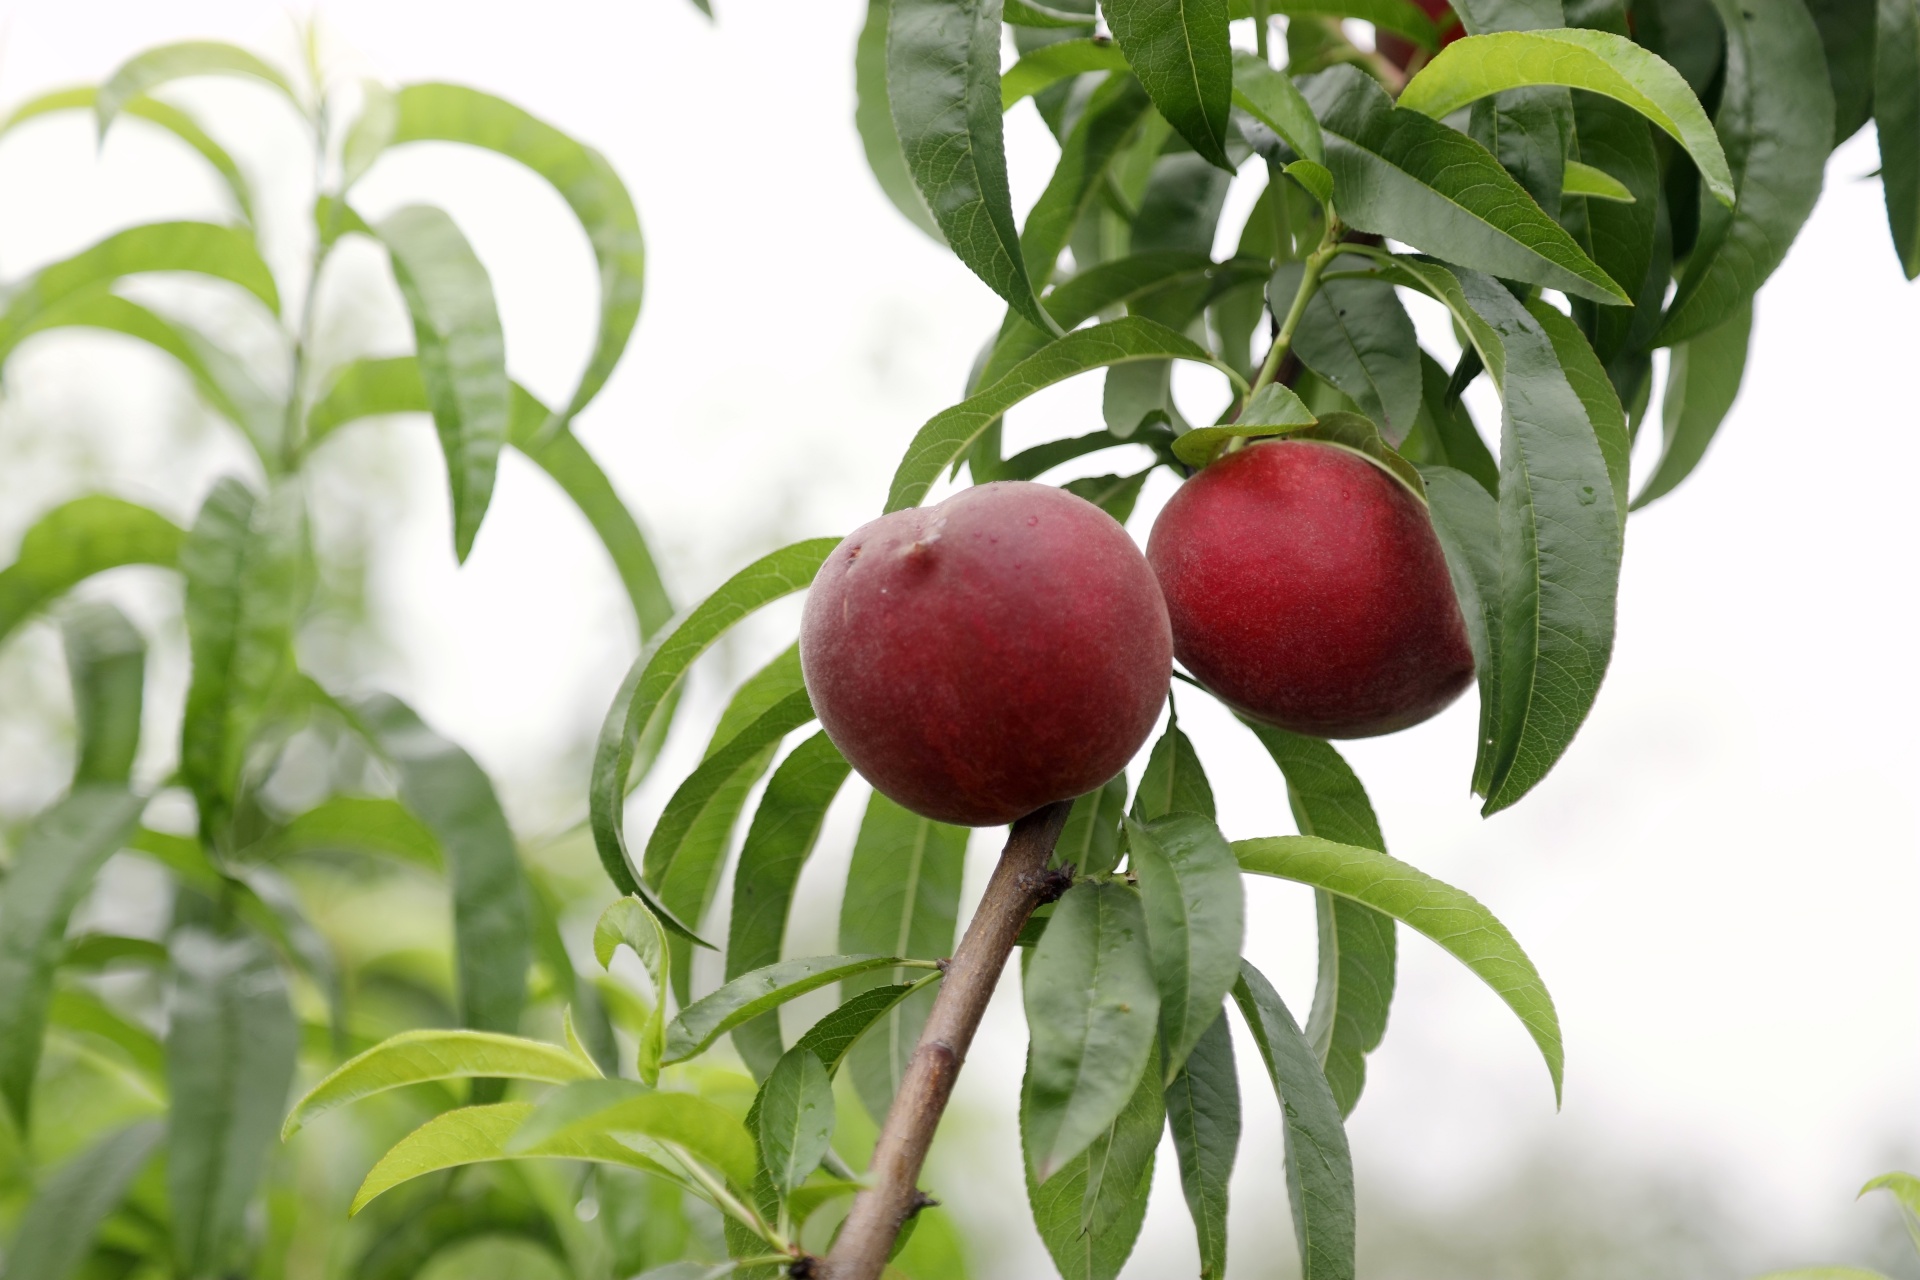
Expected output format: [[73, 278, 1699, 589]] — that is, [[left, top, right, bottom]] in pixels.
[[816, 801, 1074, 1280]]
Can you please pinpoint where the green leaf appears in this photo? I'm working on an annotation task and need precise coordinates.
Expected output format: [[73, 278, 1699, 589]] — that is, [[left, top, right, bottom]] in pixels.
[[1022, 1042, 1163, 1280], [756, 1046, 836, 1196], [1563, 158, 1633, 200], [1278, 256, 1421, 444], [1860, 1168, 1920, 1212], [590, 538, 835, 921], [1231, 52, 1325, 162], [1022, 881, 1161, 1181], [725, 732, 853, 1078], [1876, 0, 1920, 277], [790, 983, 930, 1077], [0, 787, 145, 1127], [1656, 0, 1833, 342], [1130, 720, 1215, 822], [838, 792, 970, 1122], [887, 0, 1055, 332], [1565, 96, 1664, 376], [179, 479, 305, 850], [1808, 0, 1876, 143], [647, 651, 813, 951], [1055, 774, 1129, 879], [890, 316, 1241, 511], [1235, 835, 1563, 1102], [1126, 814, 1244, 1081], [1239, 724, 1394, 1117], [350, 1100, 658, 1215], [1105, 0, 1235, 168], [0, 1120, 163, 1280], [348, 694, 531, 1041], [271, 795, 441, 867], [386, 84, 648, 435], [595, 896, 672, 1084], [47, 985, 166, 1084], [1173, 383, 1318, 466], [0, 86, 256, 222], [1408, 351, 1500, 494], [1020, 73, 1155, 284], [1232, 961, 1355, 1280], [1002, 38, 1132, 108], [1299, 67, 1627, 304], [665, 955, 914, 1064], [1062, 470, 1154, 524], [1275, 0, 1441, 47], [0, 222, 280, 364], [1527, 298, 1629, 528], [62, 602, 147, 786], [857, 0, 947, 242], [166, 926, 300, 1277], [1166, 1012, 1238, 1279], [371, 204, 509, 562], [507, 1079, 759, 1190], [1633, 300, 1752, 509], [303, 358, 672, 635], [282, 1029, 598, 1139], [1399, 29, 1735, 206], [97, 41, 300, 134]]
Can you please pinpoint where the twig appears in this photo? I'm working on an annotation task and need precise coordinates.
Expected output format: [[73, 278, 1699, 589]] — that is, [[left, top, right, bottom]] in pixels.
[[817, 801, 1074, 1280]]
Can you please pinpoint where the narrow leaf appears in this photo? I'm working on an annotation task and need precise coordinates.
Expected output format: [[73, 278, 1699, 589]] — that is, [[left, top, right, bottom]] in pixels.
[[1657, 0, 1833, 342], [0, 787, 145, 1126], [62, 601, 147, 786], [272, 795, 441, 867], [282, 1029, 599, 1138], [1231, 51, 1325, 162], [857, 0, 947, 241], [373, 204, 509, 562], [350, 1100, 661, 1215], [1105, 0, 1235, 168], [726, 732, 853, 1077], [0, 222, 279, 364], [1130, 721, 1215, 823], [1633, 300, 1752, 509], [1022, 881, 1161, 1181], [1173, 382, 1318, 466], [0, 1121, 163, 1280], [1299, 67, 1628, 304], [1399, 29, 1734, 204], [888, 0, 1054, 331], [838, 792, 970, 1122], [1020, 73, 1154, 284], [179, 479, 305, 850], [1563, 158, 1634, 201], [590, 538, 836, 918], [1878, 0, 1920, 276], [789, 982, 929, 1077], [1127, 814, 1244, 1081], [594, 895, 671, 1082], [1166, 1013, 1239, 1279], [1232, 962, 1355, 1280], [97, 41, 300, 133], [1235, 835, 1563, 1101], [665, 954, 912, 1063], [756, 1046, 836, 1196], [348, 694, 531, 1040], [1054, 774, 1131, 879], [507, 1079, 758, 1189], [166, 926, 300, 1277], [0, 499, 183, 650], [1240, 724, 1394, 1116], [1002, 38, 1132, 108], [1021, 1042, 1163, 1280], [387, 84, 647, 433]]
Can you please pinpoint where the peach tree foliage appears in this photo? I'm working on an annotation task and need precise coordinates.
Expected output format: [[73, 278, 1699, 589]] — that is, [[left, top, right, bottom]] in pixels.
[[0, 0, 1916, 1275]]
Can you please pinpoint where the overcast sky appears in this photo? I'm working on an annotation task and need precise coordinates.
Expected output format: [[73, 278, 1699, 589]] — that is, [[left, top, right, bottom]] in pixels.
[[2, 3, 1916, 1276]]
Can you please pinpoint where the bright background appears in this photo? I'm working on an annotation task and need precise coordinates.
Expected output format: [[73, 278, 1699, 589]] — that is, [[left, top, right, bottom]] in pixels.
[[1, 2, 1916, 1276]]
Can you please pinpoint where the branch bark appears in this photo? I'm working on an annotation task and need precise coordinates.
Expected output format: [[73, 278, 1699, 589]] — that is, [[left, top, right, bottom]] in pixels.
[[816, 800, 1073, 1280]]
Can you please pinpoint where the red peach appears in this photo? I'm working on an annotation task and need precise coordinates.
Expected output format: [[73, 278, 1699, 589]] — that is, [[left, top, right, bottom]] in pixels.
[[800, 482, 1172, 827], [1146, 440, 1473, 739]]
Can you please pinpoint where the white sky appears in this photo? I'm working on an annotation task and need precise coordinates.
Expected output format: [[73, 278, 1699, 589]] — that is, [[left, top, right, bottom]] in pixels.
[[1, 2, 1916, 1276]]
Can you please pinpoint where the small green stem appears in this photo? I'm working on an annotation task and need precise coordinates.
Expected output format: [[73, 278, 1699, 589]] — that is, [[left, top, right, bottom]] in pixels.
[[1252, 0, 1272, 60], [666, 1141, 785, 1251], [1247, 231, 1341, 402]]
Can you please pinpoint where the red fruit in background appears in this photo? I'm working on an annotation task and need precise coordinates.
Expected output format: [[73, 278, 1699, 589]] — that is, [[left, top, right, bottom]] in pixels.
[[1146, 440, 1473, 739], [1379, 0, 1465, 71], [802, 482, 1172, 827]]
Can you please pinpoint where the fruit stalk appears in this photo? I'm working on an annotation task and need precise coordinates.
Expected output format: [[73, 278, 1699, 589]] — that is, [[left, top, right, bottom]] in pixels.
[[817, 801, 1074, 1280]]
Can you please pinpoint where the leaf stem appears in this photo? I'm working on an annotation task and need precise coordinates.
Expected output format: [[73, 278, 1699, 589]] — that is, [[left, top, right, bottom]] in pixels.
[[1247, 229, 1342, 403], [817, 802, 1074, 1280]]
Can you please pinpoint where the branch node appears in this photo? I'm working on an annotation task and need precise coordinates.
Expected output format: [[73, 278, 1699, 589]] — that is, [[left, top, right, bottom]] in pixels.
[[1030, 863, 1075, 904], [908, 1190, 940, 1217], [789, 1256, 819, 1279]]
